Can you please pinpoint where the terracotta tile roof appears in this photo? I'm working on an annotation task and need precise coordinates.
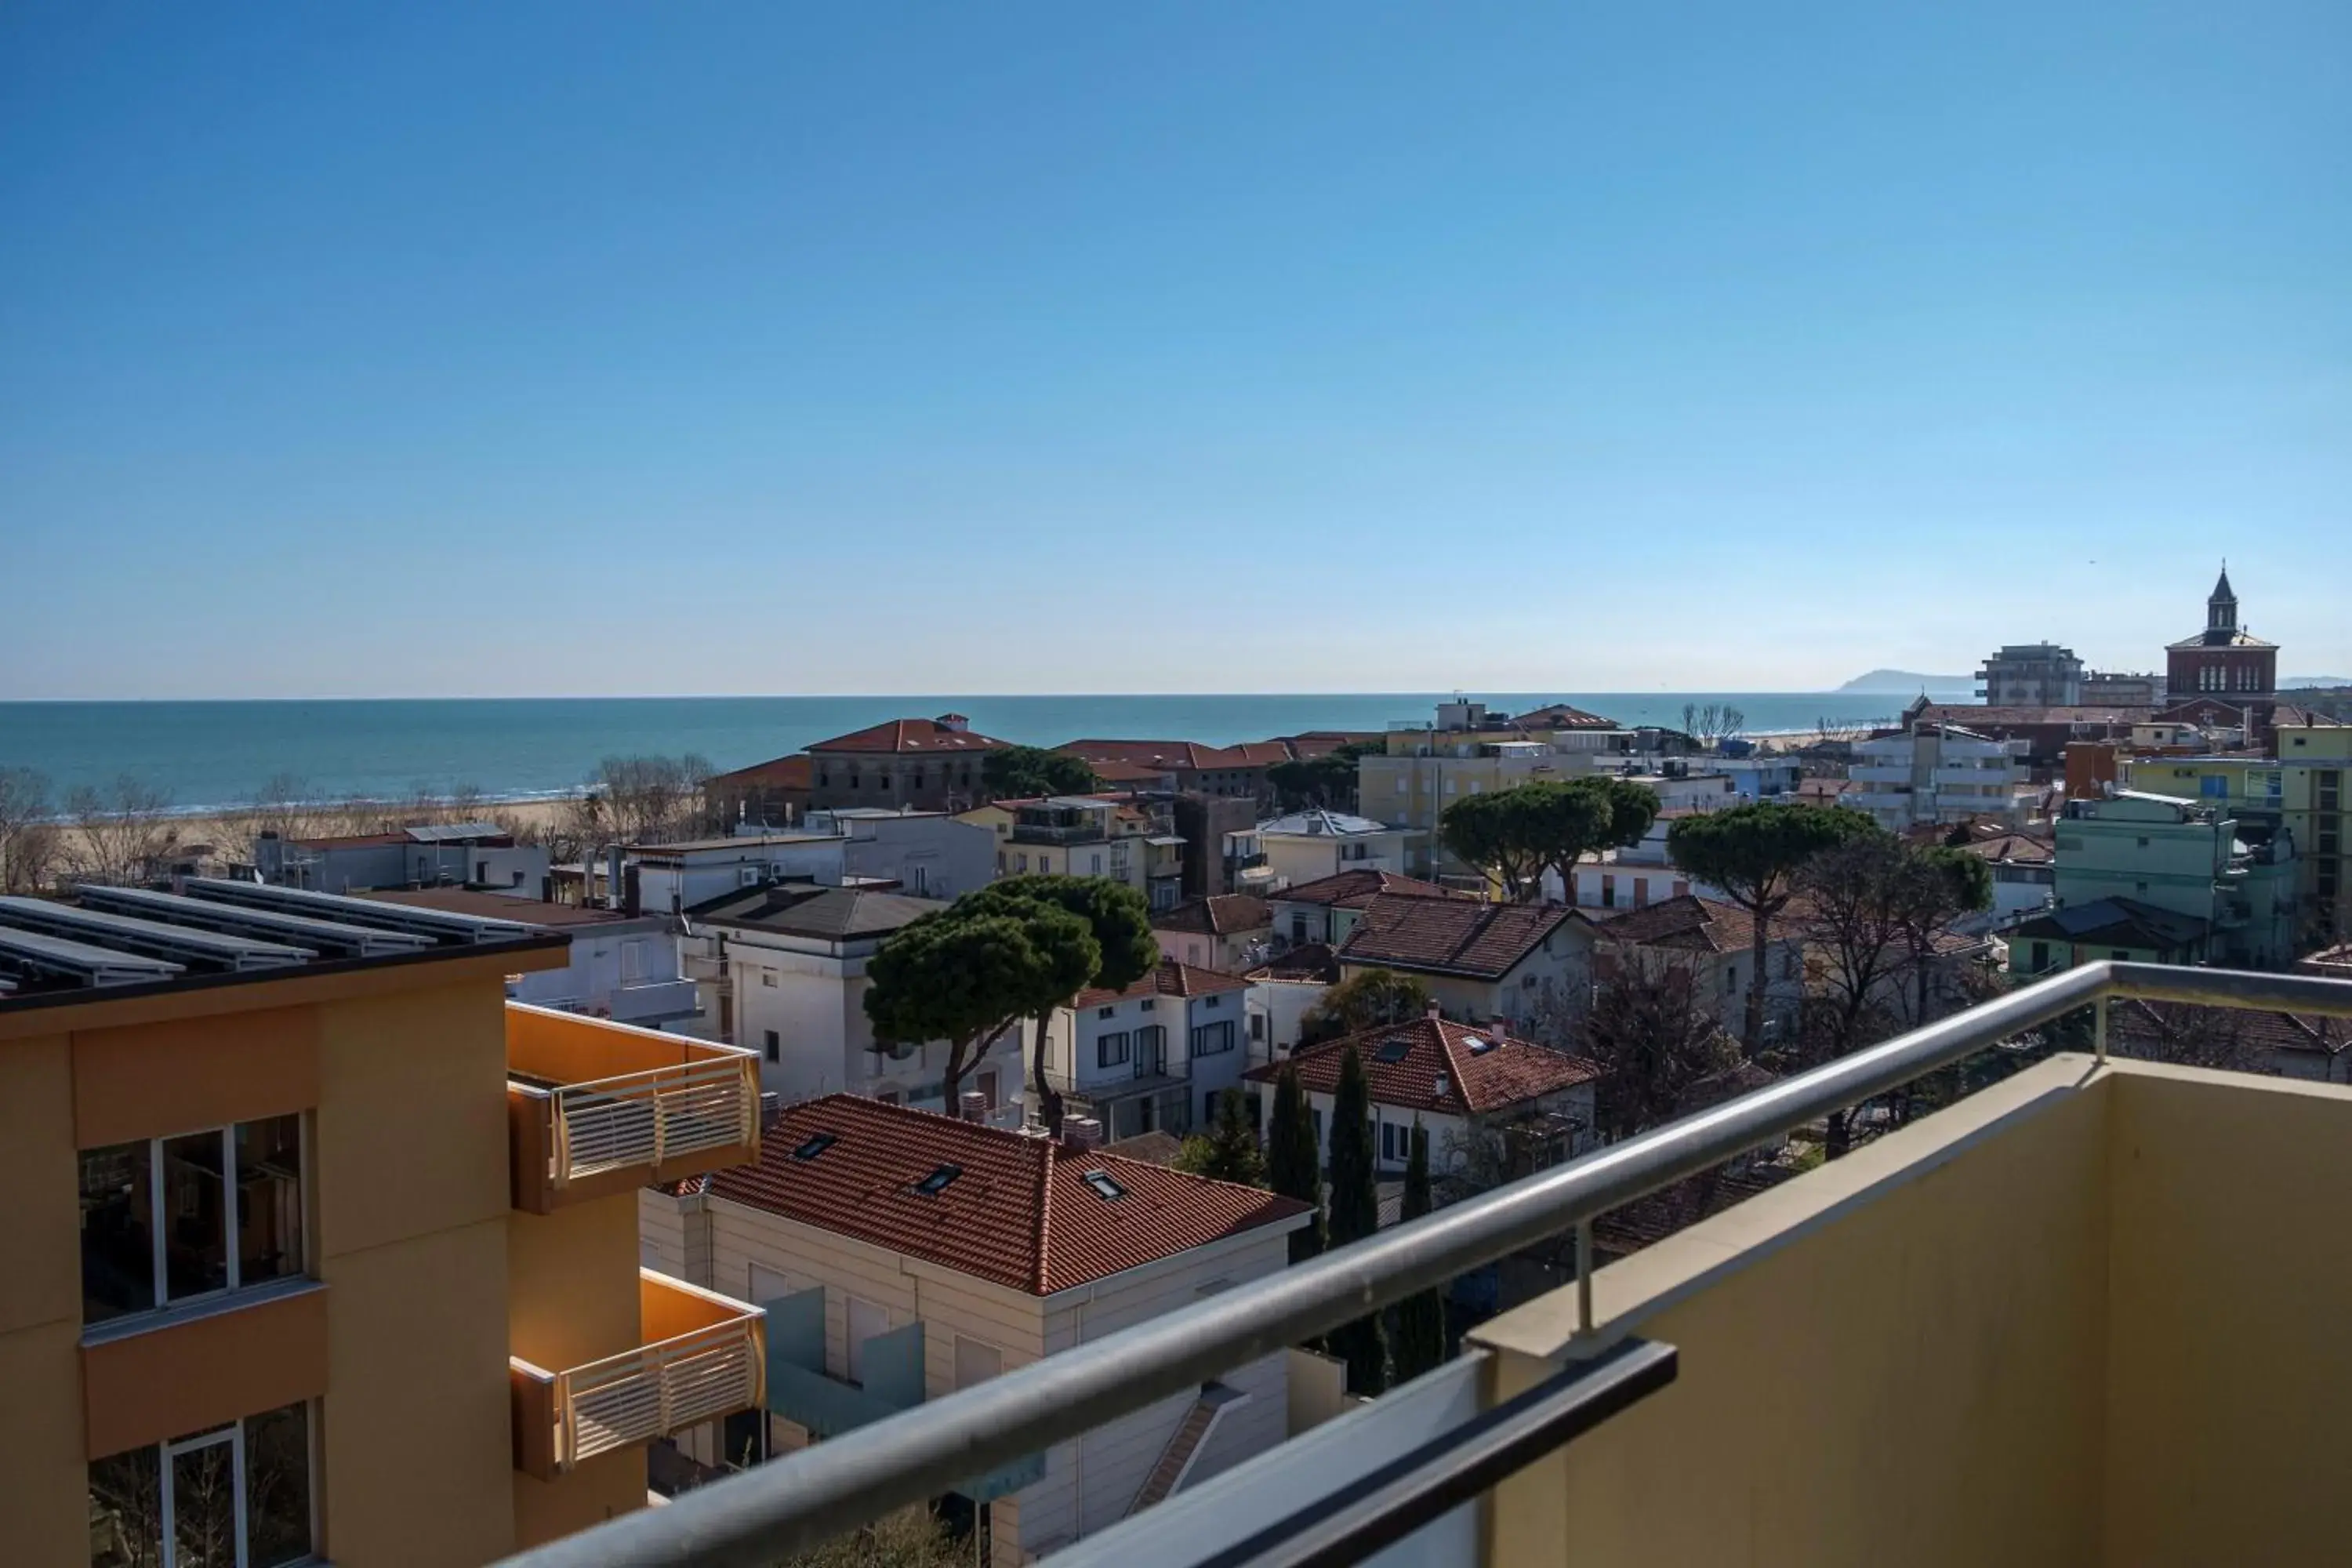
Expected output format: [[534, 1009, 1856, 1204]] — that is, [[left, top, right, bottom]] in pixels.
[[1101, 1130, 1185, 1167], [1908, 704, 2147, 728], [1247, 1016, 1600, 1115], [1272, 731, 1385, 760], [1585, 895, 1755, 954], [1074, 956, 1253, 1008], [1961, 830, 2055, 865], [1057, 739, 1276, 772], [2110, 999, 2352, 1059], [704, 753, 815, 789], [808, 717, 1009, 754], [1338, 896, 1575, 980], [1247, 942, 1344, 983], [1272, 869, 1474, 911], [1154, 894, 1272, 937], [707, 1095, 1307, 1294], [1087, 758, 1177, 784], [1793, 779, 1856, 803]]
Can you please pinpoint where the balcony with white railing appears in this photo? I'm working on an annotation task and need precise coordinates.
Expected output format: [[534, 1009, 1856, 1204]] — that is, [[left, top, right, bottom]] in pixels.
[[506, 1003, 761, 1214], [511, 1270, 765, 1479]]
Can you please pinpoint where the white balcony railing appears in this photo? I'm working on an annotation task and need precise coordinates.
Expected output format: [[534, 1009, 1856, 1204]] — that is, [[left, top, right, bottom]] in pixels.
[[1848, 765, 1913, 784], [562, 1317, 762, 1465], [554, 1056, 760, 1185]]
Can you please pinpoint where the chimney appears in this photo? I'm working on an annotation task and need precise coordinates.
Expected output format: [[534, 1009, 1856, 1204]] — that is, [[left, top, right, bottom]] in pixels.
[[959, 1090, 988, 1123], [1062, 1115, 1103, 1151], [938, 713, 970, 734], [1488, 1017, 1508, 1044], [759, 1092, 783, 1130], [1425, 1002, 1443, 1022], [1433, 1073, 1450, 1100], [604, 844, 626, 911]]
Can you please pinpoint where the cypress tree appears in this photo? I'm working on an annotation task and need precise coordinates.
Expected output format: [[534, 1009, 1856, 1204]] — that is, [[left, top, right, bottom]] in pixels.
[[1323, 1045, 1388, 1394], [1388, 1124, 1446, 1383], [1178, 1087, 1267, 1187], [1266, 1064, 1325, 1265]]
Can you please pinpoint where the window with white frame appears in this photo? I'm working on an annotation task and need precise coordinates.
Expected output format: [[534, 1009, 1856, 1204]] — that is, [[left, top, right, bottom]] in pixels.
[[79, 1115, 305, 1327], [88, 1401, 314, 1568]]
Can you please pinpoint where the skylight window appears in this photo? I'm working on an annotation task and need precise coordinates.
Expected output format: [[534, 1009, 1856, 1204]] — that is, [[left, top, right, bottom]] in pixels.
[[1373, 1036, 1413, 1064], [1466, 1036, 1497, 1055], [791, 1132, 837, 1162], [913, 1163, 963, 1196], [1083, 1170, 1127, 1201]]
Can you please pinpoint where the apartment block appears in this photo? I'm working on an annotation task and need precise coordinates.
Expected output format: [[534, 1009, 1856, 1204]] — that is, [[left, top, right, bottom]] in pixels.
[[1846, 723, 2038, 832], [0, 879, 764, 1566]]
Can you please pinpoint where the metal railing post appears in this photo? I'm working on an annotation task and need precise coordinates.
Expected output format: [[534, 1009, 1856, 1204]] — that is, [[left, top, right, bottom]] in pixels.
[[2094, 995, 2110, 1069], [1573, 1218, 1595, 1341]]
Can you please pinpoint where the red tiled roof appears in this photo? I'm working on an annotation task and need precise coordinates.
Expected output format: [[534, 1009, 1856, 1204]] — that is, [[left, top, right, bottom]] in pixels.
[[1154, 894, 1272, 937], [1247, 1016, 1599, 1114], [1074, 956, 1253, 1008], [1272, 731, 1385, 760], [1247, 942, 1344, 983], [1585, 894, 1755, 954], [2110, 1000, 2351, 1060], [704, 754, 815, 789], [808, 717, 1009, 754], [1057, 739, 1275, 772], [707, 1096, 1306, 1294], [1273, 869, 1475, 911], [1088, 758, 1176, 783], [1338, 896, 1574, 980], [1908, 704, 2146, 728], [1961, 830, 2055, 866]]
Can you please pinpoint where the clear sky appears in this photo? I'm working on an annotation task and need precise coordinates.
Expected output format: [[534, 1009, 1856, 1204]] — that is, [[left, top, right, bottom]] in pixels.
[[3, 2, 2345, 699]]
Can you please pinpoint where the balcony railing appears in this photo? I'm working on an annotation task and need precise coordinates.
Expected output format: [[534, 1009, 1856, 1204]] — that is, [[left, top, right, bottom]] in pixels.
[[1011, 820, 1109, 845], [499, 961, 2352, 1567], [511, 1271, 765, 1479], [506, 1004, 760, 1213], [680, 950, 728, 982]]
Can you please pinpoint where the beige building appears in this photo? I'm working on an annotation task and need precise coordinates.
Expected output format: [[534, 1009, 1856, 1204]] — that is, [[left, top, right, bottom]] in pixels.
[[641, 1094, 1310, 1564], [958, 794, 1160, 895], [0, 879, 764, 1566]]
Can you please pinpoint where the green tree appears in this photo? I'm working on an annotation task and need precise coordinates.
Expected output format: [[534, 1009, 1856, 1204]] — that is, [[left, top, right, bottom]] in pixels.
[[1667, 803, 1880, 1047], [1323, 1045, 1388, 1395], [1301, 967, 1432, 1041], [1176, 1088, 1268, 1185], [968, 876, 1160, 1136], [1267, 742, 1381, 812], [1388, 1125, 1446, 1383], [1266, 1065, 1326, 1265], [864, 906, 1097, 1110], [980, 746, 1098, 800], [1436, 789, 1545, 900], [1892, 847, 1994, 1027]]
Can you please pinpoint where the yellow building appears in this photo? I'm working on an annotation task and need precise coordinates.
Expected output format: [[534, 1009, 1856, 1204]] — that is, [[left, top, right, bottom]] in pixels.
[[956, 794, 1161, 894], [0, 880, 764, 1566], [2124, 718, 2351, 944]]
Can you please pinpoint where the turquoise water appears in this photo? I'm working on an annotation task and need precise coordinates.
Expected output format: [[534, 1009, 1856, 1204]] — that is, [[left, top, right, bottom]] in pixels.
[[0, 691, 1968, 811]]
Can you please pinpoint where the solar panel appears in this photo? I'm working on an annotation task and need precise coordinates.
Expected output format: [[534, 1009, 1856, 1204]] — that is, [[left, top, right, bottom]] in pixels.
[[0, 925, 183, 985], [0, 896, 310, 971], [180, 877, 538, 944], [73, 884, 434, 957], [403, 822, 508, 843]]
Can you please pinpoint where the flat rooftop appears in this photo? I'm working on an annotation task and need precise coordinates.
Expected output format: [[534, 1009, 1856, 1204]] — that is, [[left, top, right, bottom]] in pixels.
[[0, 877, 567, 1012]]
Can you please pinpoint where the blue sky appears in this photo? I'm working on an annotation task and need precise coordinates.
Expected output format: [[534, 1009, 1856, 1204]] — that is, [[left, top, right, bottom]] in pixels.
[[3, 2, 2345, 699]]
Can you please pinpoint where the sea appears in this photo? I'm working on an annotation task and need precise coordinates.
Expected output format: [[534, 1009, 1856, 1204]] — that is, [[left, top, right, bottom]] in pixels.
[[0, 691, 1974, 815]]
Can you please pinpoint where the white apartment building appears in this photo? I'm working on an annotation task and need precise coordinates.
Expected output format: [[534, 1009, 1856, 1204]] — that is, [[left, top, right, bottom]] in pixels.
[[676, 884, 1017, 1117], [1847, 724, 2038, 832], [1232, 809, 1416, 892], [1030, 960, 1254, 1138], [359, 886, 702, 1030], [620, 832, 851, 916], [640, 1096, 1312, 1565], [958, 796, 1157, 896], [800, 808, 996, 901]]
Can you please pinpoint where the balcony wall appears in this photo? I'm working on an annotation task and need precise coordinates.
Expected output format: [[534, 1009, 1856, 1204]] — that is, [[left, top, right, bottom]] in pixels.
[[506, 1004, 760, 1213], [1475, 1054, 2352, 1568]]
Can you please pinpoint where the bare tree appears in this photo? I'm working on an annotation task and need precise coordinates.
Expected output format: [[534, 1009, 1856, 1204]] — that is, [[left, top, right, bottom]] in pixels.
[[1578, 961, 1745, 1143], [1719, 706, 1747, 745], [212, 774, 338, 867], [0, 766, 62, 893], [66, 776, 182, 886], [2107, 1001, 2264, 1075], [590, 754, 714, 844]]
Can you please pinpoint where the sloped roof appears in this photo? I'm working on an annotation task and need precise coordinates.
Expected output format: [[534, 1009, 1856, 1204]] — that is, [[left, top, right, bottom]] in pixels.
[[2110, 998, 2350, 1060], [704, 754, 815, 789], [1255, 808, 1393, 838], [1271, 870, 1472, 911], [808, 717, 1009, 754], [1154, 894, 1272, 937], [1909, 704, 2147, 728], [2013, 897, 2209, 950], [1247, 1016, 1600, 1114], [1960, 829, 2056, 866], [1073, 956, 1253, 1009], [1338, 897, 1574, 980], [708, 1096, 1306, 1294], [1246, 942, 1344, 983], [1510, 702, 1621, 731], [688, 884, 946, 940], [1057, 739, 1275, 772], [2166, 630, 2277, 652], [1584, 895, 1755, 954]]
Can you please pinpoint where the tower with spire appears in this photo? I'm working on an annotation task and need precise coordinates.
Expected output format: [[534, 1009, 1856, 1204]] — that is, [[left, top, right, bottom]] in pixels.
[[2166, 562, 2278, 724]]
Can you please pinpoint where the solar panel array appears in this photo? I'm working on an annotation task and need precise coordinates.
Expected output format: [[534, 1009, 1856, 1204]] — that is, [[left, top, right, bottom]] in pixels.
[[0, 878, 543, 995]]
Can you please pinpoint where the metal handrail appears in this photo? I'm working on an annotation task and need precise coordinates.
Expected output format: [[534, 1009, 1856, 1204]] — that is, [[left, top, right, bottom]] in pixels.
[[499, 961, 2352, 1568]]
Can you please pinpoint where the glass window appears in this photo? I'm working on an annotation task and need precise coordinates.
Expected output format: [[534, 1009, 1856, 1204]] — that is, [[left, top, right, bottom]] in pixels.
[[87, 1404, 314, 1568], [82, 1119, 307, 1327], [1097, 1031, 1131, 1068], [159, 1132, 229, 1304], [80, 1142, 156, 1324], [234, 1117, 303, 1291]]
